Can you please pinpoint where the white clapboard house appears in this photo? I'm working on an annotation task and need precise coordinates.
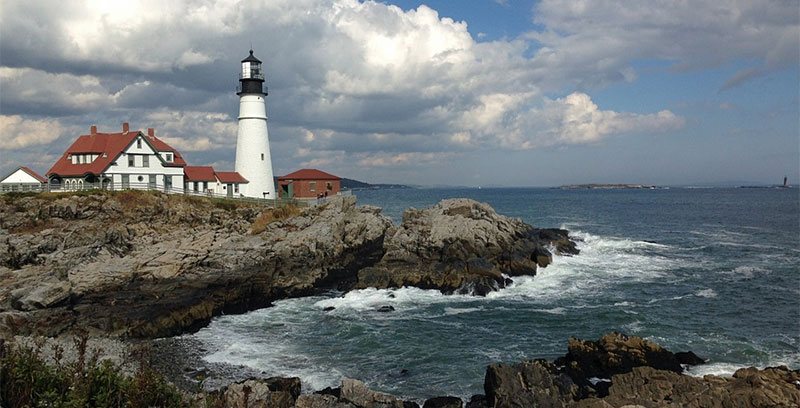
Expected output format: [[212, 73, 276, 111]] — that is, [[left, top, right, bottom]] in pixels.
[[0, 166, 47, 192], [47, 123, 187, 192]]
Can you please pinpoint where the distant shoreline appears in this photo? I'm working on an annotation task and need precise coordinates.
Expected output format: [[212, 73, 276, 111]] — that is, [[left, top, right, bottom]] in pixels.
[[556, 183, 661, 190]]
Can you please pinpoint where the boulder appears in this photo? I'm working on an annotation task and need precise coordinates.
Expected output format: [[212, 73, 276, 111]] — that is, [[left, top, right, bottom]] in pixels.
[[356, 199, 578, 295], [339, 378, 405, 407]]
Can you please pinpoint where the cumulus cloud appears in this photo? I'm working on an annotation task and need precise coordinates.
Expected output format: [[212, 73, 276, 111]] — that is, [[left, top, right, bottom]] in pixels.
[[0, 115, 66, 150], [0, 0, 794, 181]]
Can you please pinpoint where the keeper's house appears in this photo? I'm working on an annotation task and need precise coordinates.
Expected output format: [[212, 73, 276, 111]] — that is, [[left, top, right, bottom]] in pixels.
[[0, 166, 47, 192], [47, 123, 186, 192], [184, 166, 249, 198], [277, 169, 340, 199]]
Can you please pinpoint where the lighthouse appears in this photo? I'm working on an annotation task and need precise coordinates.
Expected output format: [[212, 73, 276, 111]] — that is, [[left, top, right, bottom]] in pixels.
[[235, 50, 275, 199]]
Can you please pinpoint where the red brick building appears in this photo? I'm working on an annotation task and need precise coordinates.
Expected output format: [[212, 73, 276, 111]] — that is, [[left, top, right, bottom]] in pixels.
[[278, 169, 340, 199]]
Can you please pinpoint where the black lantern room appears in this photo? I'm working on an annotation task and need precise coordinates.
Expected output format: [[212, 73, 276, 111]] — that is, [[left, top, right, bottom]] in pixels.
[[238, 50, 267, 95]]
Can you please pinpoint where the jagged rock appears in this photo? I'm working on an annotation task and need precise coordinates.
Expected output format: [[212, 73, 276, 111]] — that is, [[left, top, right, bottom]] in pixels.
[[485, 359, 590, 408], [221, 378, 297, 408], [356, 199, 578, 295], [295, 394, 355, 408], [339, 378, 405, 407], [591, 365, 800, 408], [554, 332, 694, 381], [422, 396, 463, 408]]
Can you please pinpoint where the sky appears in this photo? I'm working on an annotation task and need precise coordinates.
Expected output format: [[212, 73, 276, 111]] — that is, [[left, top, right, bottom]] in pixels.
[[0, 0, 797, 187]]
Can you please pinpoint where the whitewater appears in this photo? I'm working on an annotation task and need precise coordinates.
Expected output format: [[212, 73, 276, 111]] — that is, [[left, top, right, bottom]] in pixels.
[[185, 187, 800, 400]]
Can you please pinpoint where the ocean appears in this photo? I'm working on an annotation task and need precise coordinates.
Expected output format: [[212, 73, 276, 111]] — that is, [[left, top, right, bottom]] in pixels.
[[187, 187, 800, 400]]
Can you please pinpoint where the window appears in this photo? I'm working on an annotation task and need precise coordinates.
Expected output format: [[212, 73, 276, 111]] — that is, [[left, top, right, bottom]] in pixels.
[[137, 175, 144, 182], [149, 175, 156, 189], [193, 182, 198, 192], [203, 181, 208, 191], [78, 155, 84, 164], [143, 155, 149, 168], [234, 184, 239, 193], [166, 153, 173, 162], [310, 181, 316, 192], [121, 175, 129, 189], [327, 182, 332, 190], [261, 153, 264, 161], [137, 139, 142, 149], [128, 155, 135, 167]]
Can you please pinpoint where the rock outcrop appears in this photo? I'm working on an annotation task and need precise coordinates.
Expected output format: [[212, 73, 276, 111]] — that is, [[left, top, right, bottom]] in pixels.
[[0, 192, 392, 338], [481, 333, 800, 408], [355, 199, 578, 295], [1, 194, 577, 339]]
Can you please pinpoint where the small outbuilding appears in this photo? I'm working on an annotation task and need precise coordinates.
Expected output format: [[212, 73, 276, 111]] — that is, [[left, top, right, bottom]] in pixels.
[[0, 166, 47, 192], [278, 169, 340, 199]]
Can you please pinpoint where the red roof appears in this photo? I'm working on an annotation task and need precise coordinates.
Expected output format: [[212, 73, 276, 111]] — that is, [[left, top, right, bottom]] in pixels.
[[47, 129, 185, 177], [278, 169, 340, 180], [20, 167, 47, 183], [184, 166, 217, 181], [215, 171, 248, 183]]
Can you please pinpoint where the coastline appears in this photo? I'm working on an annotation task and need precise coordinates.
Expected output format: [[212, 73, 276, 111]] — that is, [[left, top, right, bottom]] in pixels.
[[2, 190, 798, 406]]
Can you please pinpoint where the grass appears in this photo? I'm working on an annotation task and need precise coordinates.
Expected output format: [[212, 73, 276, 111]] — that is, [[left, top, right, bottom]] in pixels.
[[251, 204, 302, 234], [0, 333, 204, 408]]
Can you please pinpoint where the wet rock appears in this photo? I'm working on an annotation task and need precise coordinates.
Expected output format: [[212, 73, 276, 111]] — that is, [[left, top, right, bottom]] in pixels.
[[675, 350, 706, 366], [423, 396, 463, 408], [323, 306, 336, 312], [377, 305, 395, 312]]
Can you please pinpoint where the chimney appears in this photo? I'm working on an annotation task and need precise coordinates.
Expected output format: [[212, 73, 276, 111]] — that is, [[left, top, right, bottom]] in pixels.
[[90, 125, 97, 135], [148, 128, 154, 137], [122, 122, 130, 134]]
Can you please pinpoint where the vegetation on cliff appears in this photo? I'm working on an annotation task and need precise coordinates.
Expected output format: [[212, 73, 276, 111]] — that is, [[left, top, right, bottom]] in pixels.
[[0, 335, 194, 408]]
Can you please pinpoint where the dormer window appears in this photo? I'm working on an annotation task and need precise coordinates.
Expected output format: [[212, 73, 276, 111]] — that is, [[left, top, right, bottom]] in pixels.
[[137, 139, 142, 149], [166, 153, 173, 162]]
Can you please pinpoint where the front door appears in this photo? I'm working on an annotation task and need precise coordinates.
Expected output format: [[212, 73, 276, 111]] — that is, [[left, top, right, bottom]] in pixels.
[[227, 183, 233, 197]]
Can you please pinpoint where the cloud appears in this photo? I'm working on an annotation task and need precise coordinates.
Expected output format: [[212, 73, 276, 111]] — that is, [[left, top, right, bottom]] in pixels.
[[0, 0, 794, 182], [0, 115, 66, 150], [496, 93, 685, 149], [527, 0, 799, 89]]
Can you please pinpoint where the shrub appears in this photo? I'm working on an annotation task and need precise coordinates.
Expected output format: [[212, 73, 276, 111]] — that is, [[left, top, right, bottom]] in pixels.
[[0, 334, 194, 408]]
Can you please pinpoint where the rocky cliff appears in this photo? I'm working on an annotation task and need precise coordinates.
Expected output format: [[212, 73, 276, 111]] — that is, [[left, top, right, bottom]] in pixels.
[[0, 192, 575, 339], [0, 192, 391, 338]]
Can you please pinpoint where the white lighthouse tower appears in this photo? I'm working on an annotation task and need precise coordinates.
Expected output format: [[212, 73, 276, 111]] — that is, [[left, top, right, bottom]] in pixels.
[[235, 50, 275, 199]]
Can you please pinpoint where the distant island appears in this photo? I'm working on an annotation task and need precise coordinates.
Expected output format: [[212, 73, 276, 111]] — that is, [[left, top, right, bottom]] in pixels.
[[557, 184, 660, 190], [340, 177, 411, 190], [272, 176, 410, 191]]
